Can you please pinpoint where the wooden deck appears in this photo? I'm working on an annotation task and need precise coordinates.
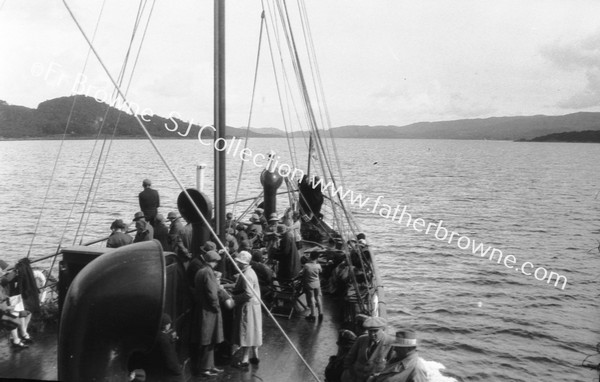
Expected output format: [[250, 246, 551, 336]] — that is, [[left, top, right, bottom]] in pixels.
[[0, 295, 343, 382]]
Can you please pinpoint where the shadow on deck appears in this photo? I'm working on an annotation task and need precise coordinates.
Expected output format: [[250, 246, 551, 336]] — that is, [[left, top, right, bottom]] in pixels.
[[0, 295, 343, 382]]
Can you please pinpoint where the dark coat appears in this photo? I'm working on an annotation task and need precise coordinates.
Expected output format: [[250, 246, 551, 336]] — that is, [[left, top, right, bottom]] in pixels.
[[134, 222, 154, 243], [139, 188, 160, 220], [106, 231, 133, 248], [154, 223, 169, 251], [191, 265, 223, 346], [277, 231, 301, 280], [342, 334, 393, 382]]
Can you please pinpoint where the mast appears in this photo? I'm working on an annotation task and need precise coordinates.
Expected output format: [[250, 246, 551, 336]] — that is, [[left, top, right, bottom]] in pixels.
[[214, 0, 226, 243]]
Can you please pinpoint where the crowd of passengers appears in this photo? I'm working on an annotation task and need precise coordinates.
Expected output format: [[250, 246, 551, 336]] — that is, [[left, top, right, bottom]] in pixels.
[[110, 179, 430, 382]]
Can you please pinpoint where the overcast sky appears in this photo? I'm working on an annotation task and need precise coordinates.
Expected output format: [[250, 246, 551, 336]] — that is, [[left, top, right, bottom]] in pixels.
[[1, 0, 600, 129]]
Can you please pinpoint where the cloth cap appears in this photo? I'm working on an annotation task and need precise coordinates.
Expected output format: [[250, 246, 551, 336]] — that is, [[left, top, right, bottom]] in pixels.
[[203, 241, 217, 252], [133, 212, 145, 221], [204, 250, 220, 263], [363, 316, 386, 329], [142, 179, 152, 186], [167, 211, 179, 219], [236, 250, 252, 265], [250, 214, 260, 222], [0, 260, 8, 271], [255, 208, 264, 215], [391, 330, 418, 347], [161, 313, 172, 327], [268, 213, 279, 222]]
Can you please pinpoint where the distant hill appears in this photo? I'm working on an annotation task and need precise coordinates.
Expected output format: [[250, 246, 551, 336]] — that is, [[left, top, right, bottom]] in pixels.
[[329, 113, 600, 140], [2, 96, 600, 141], [0, 96, 280, 139], [525, 130, 600, 143]]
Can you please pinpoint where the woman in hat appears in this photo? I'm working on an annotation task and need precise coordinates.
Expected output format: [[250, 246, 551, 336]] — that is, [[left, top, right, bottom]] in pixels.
[[106, 219, 133, 248], [230, 251, 262, 368]]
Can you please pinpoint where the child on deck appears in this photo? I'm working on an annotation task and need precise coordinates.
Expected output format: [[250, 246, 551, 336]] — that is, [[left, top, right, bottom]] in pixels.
[[301, 251, 323, 322]]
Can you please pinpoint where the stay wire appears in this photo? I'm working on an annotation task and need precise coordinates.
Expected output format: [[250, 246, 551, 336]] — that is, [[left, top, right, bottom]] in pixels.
[[26, 0, 108, 259], [231, 10, 265, 225], [62, 3, 322, 379]]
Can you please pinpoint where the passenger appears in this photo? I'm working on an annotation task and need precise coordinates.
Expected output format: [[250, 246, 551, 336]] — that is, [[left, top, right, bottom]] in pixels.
[[264, 213, 279, 234], [138, 179, 160, 226], [106, 219, 132, 248], [190, 250, 224, 377], [254, 208, 266, 227], [225, 228, 239, 253], [291, 211, 302, 249], [300, 251, 322, 322], [155, 313, 184, 382], [250, 250, 274, 299], [153, 214, 169, 250], [167, 212, 188, 259], [133, 212, 154, 243], [325, 329, 358, 382], [276, 224, 301, 280], [235, 223, 249, 244], [0, 260, 32, 349], [231, 251, 262, 368], [248, 214, 263, 236], [225, 212, 234, 230], [342, 317, 392, 382], [366, 330, 429, 382]]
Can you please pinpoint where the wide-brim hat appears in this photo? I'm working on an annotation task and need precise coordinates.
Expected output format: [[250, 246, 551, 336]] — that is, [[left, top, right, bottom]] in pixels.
[[133, 212, 145, 221], [249, 213, 260, 222], [236, 250, 252, 265], [363, 316, 386, 329], [204, 250, 220, 263], [391, 330, 417, 347]]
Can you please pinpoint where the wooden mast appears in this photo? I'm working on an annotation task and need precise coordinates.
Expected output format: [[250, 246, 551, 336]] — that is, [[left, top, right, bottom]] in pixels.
[[214, 0, 226, 243]]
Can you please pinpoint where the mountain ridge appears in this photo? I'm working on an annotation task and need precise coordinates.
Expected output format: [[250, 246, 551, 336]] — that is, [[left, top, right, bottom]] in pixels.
[[1, 96, 600, 141]]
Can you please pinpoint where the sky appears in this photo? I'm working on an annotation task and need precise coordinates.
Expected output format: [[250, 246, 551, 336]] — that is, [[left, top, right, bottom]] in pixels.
[[1, 0, 600, 129]]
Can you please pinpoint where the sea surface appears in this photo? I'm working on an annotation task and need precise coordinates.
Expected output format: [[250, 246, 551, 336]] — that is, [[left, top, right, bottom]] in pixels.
[[0, 138, 599, 381]]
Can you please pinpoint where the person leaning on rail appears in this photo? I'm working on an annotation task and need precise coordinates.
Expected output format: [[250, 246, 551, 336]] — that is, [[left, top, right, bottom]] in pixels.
[[133, 211, 154, 243], [366, 330, 430, 382]]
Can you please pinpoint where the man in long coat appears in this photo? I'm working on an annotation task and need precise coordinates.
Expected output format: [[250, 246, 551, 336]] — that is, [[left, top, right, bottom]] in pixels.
[[276, 225, 301, 280], [138, 178, 160, 226], [191, 250, 224, 377], [342, 317, 393, 382]]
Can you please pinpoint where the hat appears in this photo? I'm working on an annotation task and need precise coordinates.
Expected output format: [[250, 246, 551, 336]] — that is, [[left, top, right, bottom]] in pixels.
[[161, 313, 172, 327], [358, 239, 367, 245], [0, 260, 8, 271], [133, 212, 145, 221], [236, 251, 252, 265], [167, 211, 179, 220], [142, 179, 152, 186], [155, 214, 165, 223], [249, 214, 260, 222], [203, 241, 217, 252], [355, 313, 369, 329], [204, 250, 220, 263], [255, 208, 264, 215], [391, 330, 417, 347], [363, 316, 386, 329], [268, 213, 279, 222]]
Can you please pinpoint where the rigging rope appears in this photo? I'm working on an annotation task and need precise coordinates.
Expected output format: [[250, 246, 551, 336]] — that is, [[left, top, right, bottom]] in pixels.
[[62, 2, 322, 379], [25, 0, 108, 259]]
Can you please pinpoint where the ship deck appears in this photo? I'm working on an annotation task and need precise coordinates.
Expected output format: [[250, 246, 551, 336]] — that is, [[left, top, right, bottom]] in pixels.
[[0, 294, 343, 381]]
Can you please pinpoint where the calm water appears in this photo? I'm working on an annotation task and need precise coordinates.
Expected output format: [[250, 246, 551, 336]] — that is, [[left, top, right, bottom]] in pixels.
[[0, 138, 598, 381]]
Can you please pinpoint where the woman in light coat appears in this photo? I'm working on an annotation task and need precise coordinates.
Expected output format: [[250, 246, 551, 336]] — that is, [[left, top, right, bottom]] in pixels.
[[231, 251, 263, 368]]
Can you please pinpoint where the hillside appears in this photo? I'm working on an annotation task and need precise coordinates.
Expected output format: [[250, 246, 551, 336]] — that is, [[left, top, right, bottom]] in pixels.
[[2, 97, 600, 141], [0, 96, 280, 139], [329, 113, 600, 140], [526, 130, 600, 143]]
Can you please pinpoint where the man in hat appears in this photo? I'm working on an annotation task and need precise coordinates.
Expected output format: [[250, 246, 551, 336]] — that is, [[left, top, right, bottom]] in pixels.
[[138, 179, 160, 226], [133, 212, 154, 243], [366, 330, 429, 382], [342, 316, 393, 382], [107, 219, 132, 248], [190, 250, 224, 377], [167, 212, 190, 259]]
